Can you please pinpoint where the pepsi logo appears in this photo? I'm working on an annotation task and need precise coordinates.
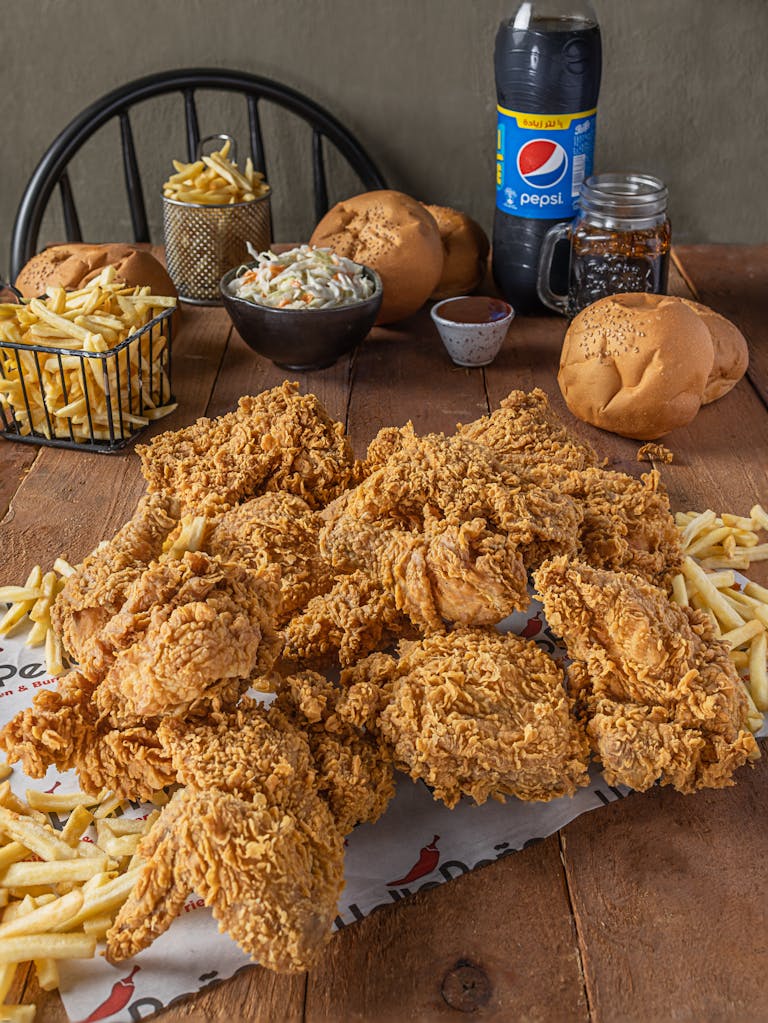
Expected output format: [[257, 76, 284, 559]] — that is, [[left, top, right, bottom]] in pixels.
[[517, 139, 568, 189]]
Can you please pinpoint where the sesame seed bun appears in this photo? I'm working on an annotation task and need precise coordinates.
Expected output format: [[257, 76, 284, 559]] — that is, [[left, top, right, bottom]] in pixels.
[[558, 293, 716, 440]]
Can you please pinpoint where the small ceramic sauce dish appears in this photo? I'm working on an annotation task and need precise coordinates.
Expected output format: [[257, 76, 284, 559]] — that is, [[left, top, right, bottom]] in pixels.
[[430, 296, 515, 367]]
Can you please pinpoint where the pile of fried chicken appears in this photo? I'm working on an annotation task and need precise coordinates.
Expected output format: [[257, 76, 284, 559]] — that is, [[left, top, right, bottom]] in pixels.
[[0, 381, 758, 973]]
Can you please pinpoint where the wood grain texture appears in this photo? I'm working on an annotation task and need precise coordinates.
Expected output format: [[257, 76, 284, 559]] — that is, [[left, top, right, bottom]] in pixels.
[[561, 743, 768, 1023], [306, 838, 588, 1023], [674, 245, 768, 410], [347, 309, 489, 449]]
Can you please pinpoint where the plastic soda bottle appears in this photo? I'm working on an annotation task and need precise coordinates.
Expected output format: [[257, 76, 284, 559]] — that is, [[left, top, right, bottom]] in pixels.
[[492, 1, 602, 313]]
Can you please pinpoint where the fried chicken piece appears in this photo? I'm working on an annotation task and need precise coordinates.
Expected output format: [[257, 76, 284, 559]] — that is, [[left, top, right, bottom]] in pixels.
[[456, 387, 601, 479], [555, 468, 683, 587], [339, 628, 590, 807], [282, 571, 412, 668], [107, 786, 343, 972], [457, 389, 682, 586], [107, 697, 356, 971], [93, 551, 281, 723], [50, 494, 179, 677], [270, 671, 395, 833], [303, 427, 581, 666], [137, 381, 354, 515], [0, 671, 175, 800], [207, 492, 333, 625], [535, 557, 758, 792]]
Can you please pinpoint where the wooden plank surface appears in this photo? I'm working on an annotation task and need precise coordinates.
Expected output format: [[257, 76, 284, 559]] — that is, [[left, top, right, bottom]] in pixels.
[[1, 249, 767, 1023]]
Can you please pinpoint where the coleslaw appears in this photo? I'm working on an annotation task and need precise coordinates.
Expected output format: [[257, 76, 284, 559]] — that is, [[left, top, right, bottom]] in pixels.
[[229, 244, 377, 309]]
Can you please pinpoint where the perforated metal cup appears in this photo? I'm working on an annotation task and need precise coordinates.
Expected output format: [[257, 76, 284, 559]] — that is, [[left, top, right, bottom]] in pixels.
[[163, 191, 272, 305]]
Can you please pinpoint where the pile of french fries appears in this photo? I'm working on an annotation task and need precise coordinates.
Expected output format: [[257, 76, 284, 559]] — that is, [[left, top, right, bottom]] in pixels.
[[0, 768, 160, 1021], [163, 140, 269, 205], [0, 561, 75, 677], [672, 504, 768, 732], [0, 267, 177, 444]]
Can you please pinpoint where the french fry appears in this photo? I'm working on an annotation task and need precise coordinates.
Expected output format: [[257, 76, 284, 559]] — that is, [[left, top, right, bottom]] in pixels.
[[749, 630, 768, 711], [0, 962, 16, 1003], [0, 890, 83, 938], [0, 1004, 36, 1023], [52, 867, 141, 932], [34, 957, 59, 992], [0, 933, 96, 963], [0, 858, 109, 888], [25, 790, 98, 814], [0, 808, 73, 860], [719, 619, 765, 650], [60, 806, 94, 848], [681, 558, 745, 631]]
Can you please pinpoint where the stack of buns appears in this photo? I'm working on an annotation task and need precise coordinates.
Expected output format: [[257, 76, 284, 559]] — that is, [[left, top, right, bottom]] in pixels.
[[558, 293, 749, 440], [310, 190, 489, 325]]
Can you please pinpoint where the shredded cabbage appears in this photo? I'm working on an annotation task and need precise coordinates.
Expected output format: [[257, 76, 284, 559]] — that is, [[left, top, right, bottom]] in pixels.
[[229, 244, 375, 309]]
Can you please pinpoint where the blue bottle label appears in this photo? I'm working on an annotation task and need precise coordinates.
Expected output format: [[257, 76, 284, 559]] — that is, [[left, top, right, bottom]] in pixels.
[[495, 106, 596, 219]]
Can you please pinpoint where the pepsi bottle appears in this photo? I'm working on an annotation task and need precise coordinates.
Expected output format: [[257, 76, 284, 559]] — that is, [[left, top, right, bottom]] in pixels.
[[492, 1, 602, 313]]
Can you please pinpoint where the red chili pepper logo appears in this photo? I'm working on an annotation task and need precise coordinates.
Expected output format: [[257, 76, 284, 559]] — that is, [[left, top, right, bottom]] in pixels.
[[387, 835, 440, 886], [44, 780, 62, 795], [78, 965, 140, 1022], [520, 610, 542, 639]]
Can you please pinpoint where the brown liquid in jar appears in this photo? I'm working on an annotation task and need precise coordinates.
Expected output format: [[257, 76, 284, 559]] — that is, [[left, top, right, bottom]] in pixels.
[[567, 215, 671, 317], [435, 296, 510, 324]]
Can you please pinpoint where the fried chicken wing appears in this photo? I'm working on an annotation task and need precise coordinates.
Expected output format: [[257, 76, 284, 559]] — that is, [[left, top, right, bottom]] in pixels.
[[535, 557, 758, 792], [107, 695, 378, 971], [0, 671, 175, 800], [137, 381, 354, 514], [107, 786, 343, 973], [339, 628, 590, 807], [207, 492, 333, 625], [50, 494, 179, 678], [555, 467, 683, 587]]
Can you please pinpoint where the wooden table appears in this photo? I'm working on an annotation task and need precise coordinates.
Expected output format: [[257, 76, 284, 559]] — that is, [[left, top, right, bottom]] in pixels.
[[2, 246, 767, 1022]]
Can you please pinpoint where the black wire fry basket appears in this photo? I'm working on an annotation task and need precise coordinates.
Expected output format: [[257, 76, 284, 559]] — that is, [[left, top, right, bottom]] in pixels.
[[0, 307, 174, 453]]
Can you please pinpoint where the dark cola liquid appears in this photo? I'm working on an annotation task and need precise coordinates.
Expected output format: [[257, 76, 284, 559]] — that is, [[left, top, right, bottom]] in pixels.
[[493, 17, 601, 314], [566, 220, 671, 316]]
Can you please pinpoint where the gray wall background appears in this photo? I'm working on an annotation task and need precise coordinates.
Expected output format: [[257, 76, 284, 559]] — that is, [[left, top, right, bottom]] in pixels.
[[2, 0, 766, 272]]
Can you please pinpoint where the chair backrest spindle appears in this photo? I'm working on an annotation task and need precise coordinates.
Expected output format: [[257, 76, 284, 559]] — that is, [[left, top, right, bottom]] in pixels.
[[312, 130, 329, 224], [119, 111, 150, 243], [246, 96, 267, 178], [183, 89, 201, 162], [59, 172, 83, 243]]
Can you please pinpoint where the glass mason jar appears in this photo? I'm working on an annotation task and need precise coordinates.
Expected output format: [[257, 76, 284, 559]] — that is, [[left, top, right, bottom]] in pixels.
[[537, 173, 671, 317]]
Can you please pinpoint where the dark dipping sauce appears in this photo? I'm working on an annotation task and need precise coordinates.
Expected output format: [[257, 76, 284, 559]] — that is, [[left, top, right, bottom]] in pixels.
[[434, 296, 511, 324]]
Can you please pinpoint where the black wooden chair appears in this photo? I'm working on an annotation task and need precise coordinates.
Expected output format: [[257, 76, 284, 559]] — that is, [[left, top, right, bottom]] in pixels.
[[10, 67, 386, 280]]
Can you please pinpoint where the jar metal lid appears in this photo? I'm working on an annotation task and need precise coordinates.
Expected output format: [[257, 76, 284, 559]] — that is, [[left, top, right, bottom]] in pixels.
[[578, 173, 668, 221]]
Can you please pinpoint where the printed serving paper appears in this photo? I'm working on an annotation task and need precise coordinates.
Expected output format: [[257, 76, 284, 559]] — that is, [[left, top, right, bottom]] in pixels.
[[0, 601, 764, 1023]]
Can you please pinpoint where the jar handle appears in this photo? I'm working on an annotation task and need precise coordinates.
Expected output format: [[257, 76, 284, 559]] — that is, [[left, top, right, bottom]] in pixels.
[[197, 133, 237, 163], [536, 221, 571, 315]]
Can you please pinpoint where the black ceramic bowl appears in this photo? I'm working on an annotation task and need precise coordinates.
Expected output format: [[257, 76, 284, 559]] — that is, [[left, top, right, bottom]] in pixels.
[[220, 263, 382, 370]]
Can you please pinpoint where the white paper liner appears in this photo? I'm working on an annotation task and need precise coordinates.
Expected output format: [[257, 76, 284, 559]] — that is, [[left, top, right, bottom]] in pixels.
[[0, 598, 764, 1023]]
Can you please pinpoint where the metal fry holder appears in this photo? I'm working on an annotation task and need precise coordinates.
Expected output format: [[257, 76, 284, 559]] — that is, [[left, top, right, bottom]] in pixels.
[[163, 133, 272, 305], [0, 307, 174, 454]]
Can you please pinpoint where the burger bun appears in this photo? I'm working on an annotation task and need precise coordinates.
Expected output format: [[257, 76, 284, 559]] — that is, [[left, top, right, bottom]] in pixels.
[[310, 190, 443, 325]]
